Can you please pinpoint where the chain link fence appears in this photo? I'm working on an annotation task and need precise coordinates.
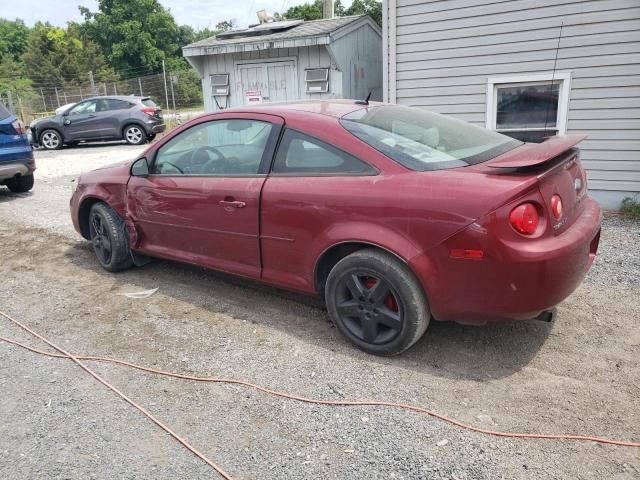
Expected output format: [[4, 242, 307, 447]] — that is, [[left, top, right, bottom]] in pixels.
[[1, 70, 204, 125]]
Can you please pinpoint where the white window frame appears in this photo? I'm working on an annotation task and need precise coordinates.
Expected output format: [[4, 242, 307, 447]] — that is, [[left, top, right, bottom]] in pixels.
[[486, 72, 572, 136]]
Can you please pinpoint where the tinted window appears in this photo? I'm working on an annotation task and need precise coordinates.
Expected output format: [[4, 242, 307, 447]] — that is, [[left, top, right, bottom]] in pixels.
[[153, 119, 273, 175], [142, 98, 157, 108], [68, 101, 97, 115], [102, 99, 131, 111], [272, 129, 374, 175], [341, 105, 521, 171]]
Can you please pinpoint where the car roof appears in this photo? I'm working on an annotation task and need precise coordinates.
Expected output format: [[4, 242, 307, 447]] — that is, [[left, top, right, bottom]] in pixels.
[[224, 99, 384, 119], [81, 95, 147, 102]]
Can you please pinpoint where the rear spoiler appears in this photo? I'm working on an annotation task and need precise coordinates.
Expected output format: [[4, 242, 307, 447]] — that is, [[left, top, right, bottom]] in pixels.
[[487, 134, 587, 169]]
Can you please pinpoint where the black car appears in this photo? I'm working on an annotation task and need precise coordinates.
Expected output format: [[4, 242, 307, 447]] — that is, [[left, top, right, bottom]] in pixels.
[[30, 96, 165, 150]]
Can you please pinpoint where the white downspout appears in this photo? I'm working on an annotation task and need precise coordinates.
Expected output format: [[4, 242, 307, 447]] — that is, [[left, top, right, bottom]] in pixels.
[[382, 0, 388, 102], [387, 0, 397, 104]]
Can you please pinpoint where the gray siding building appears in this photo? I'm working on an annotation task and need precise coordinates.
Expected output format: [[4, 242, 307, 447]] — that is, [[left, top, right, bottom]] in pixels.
[[383, 0, 640, 209], [183, 16, 382, 113]]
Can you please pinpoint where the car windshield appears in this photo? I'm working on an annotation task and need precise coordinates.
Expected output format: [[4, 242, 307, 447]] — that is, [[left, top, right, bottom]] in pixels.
[[340, 105, 522, 171]]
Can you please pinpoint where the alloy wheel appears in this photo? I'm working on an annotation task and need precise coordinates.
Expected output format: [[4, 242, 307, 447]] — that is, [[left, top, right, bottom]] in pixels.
[[41, 131, 60, 149], [334, 272, 403, 345], [89, 212, 112, 265], [125, 127, 143, 144]]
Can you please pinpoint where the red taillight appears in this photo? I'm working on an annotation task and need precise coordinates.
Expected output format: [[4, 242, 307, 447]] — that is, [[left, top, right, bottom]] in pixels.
[[550, 195, 563, 220], [509, 203, 539, 235], [11, 120, 25, 134], [141, 107, 157, 115]]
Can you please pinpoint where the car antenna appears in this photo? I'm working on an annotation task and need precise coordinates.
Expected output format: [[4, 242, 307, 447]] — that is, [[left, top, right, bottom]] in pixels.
[[543, 21, 563, 139], [355, 91, 372, 106]]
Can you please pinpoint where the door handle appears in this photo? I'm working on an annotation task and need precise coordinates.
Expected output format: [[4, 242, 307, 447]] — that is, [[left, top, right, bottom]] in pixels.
[[219, 199, 246, 209], [88, 114, 97, 118]]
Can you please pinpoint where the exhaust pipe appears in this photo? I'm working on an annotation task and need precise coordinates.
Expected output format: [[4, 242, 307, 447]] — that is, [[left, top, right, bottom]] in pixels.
[[534, 308, 557, 323]]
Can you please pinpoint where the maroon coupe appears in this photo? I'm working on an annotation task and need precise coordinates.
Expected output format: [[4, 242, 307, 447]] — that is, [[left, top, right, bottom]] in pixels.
[[70, 101, 602, 355]]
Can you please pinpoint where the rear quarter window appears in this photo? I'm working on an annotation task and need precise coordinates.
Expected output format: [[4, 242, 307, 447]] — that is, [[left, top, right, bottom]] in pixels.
[[340, 105, 521, 171]]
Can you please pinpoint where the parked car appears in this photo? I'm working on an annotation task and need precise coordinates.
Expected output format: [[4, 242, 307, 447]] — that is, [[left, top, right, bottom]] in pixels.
[[0, 103, 35, 193], [70, 100, 602, 355], [30, 95, 165, 150]]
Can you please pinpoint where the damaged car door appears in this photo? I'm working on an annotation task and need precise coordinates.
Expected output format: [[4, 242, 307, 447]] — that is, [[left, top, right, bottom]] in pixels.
[[127, 113, 282, 278]]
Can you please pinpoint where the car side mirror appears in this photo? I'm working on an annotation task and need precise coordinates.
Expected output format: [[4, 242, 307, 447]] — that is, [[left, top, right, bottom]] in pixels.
[[131, 157, 150, 177]]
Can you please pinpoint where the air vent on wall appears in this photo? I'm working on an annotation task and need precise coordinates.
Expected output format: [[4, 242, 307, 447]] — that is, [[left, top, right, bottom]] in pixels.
[[305, 68, 329, 93]]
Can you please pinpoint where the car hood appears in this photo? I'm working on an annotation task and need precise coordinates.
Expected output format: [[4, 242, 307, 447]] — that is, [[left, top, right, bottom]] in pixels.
[[79, 160, 133, 185], [30, 114, 62, 127]]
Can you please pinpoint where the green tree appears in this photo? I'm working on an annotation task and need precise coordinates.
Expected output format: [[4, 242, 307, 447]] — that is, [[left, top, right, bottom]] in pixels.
[[345, 0, 382, 26], [79, 0, 179, 73], [215, 20, 233, 32], [283, 1, 382, 26], [21, 22, 115, 87], [284, 0, 323, 21], [0, 19, 30, 62]]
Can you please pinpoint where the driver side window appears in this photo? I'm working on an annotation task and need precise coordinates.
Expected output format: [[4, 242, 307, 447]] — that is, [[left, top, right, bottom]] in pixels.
[[68, 101, 97, 115], [152, 119, 273, 176]]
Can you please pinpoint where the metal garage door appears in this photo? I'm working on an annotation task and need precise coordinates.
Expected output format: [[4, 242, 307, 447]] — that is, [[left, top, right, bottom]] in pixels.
[[236, 60, 298, 104]]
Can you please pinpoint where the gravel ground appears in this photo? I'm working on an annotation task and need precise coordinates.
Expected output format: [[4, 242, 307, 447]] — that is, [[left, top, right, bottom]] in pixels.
[[0, 144, 638, 480]]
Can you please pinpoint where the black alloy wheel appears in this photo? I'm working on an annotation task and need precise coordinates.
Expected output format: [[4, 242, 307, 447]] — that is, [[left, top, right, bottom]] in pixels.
[[334, 272, 403, 345], [89, 210, 112, 266], [325, 249, 430, 356], [87, 203, 133, 272]]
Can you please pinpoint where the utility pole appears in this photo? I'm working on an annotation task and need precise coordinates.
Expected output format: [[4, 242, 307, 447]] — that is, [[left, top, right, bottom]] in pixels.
[[40, 87, 47, 112], [162, 59, 170, 111], [113, 83, 117, 95], [103, 82, 107, 95], [54, 87, 60, 107], [88, 71, 96, 94], [138, 77, 143, 96], [63, 91, 68, 104]]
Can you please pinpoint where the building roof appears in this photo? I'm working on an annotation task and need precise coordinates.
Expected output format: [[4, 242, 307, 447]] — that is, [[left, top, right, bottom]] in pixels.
[[183, 15, 380, 56]]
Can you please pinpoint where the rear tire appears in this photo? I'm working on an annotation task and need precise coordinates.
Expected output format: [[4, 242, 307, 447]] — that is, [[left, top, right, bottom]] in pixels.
[[6, 174, 34, 193], [40, 129, 62, 150], [123, 125, 146, 145], [88, 203, 133, 272], [325, 249, 430, 356]]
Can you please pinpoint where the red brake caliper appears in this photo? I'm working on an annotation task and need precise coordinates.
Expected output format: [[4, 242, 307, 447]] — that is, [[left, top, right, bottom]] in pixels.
[[364, 277, 398, 312]]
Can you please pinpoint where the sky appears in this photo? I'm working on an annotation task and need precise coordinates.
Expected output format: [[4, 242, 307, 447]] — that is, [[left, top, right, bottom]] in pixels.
[[1, 0, 354, 30]]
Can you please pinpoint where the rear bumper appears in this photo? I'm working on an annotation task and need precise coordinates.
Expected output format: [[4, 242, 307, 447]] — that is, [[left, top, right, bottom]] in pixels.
[[0, 157, 35, 182], [150, 123, 166, 134], [413, 197, 602, 324]]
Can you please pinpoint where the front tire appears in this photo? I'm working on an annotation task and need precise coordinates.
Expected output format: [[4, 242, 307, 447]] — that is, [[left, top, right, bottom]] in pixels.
[[325, 249, 430, 356], [40, 129, 62, 150], [6, 174, 34, 193], [123, 125, 146, 145], [88, 203, 133, 272]]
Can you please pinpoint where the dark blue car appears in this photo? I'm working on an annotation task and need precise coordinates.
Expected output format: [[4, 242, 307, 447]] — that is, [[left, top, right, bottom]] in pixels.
[[0, 103, 35, 193]]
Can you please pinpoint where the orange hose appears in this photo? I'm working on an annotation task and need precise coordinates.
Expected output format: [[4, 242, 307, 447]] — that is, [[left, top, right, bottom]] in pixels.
[[0, 310, 233, 480], [0, 309, 638, 479]]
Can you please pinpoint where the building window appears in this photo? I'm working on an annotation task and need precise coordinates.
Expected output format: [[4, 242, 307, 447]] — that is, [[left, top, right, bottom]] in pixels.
[[486, 72, 571, 143], [305, 68, 329, 93]]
